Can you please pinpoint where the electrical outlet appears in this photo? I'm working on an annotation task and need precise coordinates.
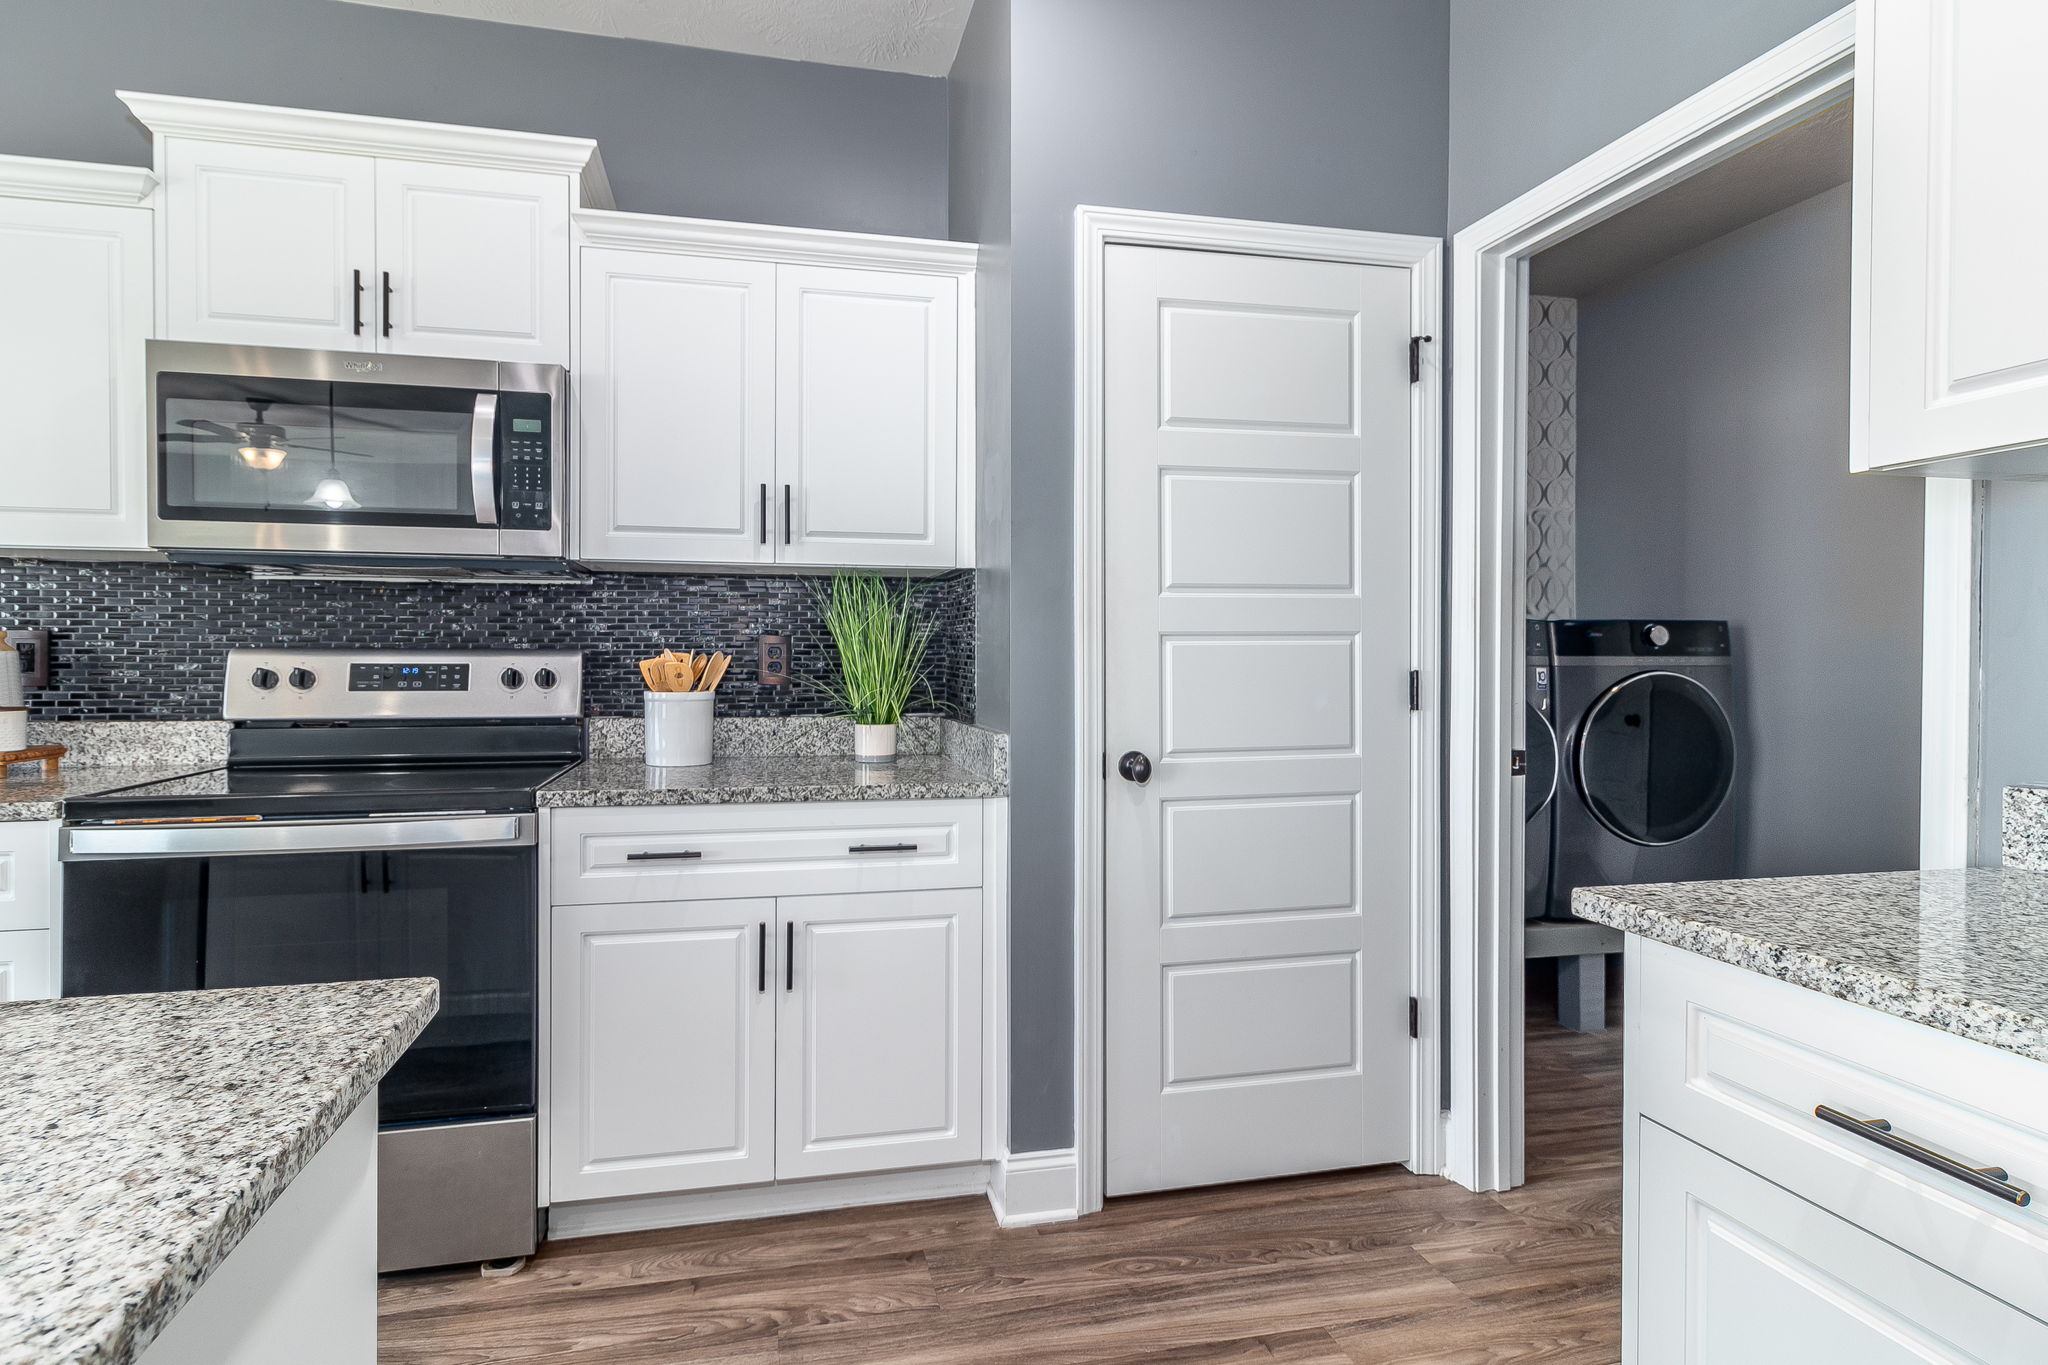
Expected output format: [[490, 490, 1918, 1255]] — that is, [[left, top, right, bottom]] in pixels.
[[6, 630, 49, 689], [757, 634, 791, 686]]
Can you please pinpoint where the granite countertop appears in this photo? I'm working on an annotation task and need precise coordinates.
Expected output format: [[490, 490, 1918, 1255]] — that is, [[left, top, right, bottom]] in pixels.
[[541, 753, 1006, 807], [0, 764, 217, 823], [1573, 868, 2048, 1064], [0, 979, 439, 1365]]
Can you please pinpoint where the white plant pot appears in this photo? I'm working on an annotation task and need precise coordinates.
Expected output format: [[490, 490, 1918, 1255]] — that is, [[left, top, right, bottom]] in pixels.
[[853, 723, 898, 765], [644, 690, 714, 767]]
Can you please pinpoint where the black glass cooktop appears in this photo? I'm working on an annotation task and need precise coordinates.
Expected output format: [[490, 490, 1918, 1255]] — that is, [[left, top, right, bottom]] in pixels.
[[66, 760, 579, 822]]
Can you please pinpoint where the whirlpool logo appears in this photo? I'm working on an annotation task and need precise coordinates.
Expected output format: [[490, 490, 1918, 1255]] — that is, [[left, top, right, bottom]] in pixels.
[[341, 359, 384, 373]]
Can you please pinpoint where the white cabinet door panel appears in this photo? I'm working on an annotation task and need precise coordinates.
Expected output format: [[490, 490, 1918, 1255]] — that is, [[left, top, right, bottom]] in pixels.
[[0, 929, 53, 1002], [776, 265, 957, 568], [1858, 0, 2048, 469], [376, 160, 568, 363], [0, 821, 58, 932], [776, 889, 981, 1179], [576, 249, 775, 564], [0, 199, 151, 551], [163, 139, 375, 351], [550, 898, 775, 1201], [1636, 1119, 2048, 1363]]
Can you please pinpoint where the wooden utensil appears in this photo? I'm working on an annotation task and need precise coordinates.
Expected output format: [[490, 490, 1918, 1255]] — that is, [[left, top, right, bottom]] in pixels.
[[696, 653, 731, 693], [638, 658, 665, 692], [662, 653, 695, 694]]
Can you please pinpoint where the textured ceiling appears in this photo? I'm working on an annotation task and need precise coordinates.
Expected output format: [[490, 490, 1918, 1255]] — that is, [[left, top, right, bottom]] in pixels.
[[331, 0, 974, 76]]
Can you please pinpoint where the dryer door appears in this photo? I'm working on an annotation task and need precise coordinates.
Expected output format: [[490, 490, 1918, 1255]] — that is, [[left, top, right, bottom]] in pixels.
[[1525, 702, 1559, 822], [1571, 670, 1735, 847]]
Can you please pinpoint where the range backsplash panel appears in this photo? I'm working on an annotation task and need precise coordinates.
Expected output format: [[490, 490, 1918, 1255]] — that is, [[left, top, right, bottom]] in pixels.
[[0, 560, 973, 722]]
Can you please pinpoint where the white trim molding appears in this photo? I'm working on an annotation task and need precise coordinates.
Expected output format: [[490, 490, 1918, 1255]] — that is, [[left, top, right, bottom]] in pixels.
[[1920, 478, 1977, 868], [1445, 6, 1857, 1193], [116, 90, 613, 208], [1072, 205, 1445, 1214], [546, 1162, 992, 1240], [987, 1149, 1081, 1228], [574, 208, 978, 272], [0, 153, 156, 207]]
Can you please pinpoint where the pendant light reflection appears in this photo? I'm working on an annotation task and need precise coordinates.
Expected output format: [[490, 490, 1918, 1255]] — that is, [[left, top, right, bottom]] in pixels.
[[305, 466, 360, 510]]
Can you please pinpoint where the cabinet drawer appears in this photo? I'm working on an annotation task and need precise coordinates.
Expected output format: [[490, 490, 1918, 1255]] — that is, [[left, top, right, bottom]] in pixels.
[[1630, 936, 2048, 1322], [549, 801, 982, 904], [0, 820, 57, 932]]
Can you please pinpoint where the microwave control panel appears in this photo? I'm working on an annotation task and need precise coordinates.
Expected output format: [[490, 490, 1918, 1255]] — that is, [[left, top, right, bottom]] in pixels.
[[499, 392, 553, 531]]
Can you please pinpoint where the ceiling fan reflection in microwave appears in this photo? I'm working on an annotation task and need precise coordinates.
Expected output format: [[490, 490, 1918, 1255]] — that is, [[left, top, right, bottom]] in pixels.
[[175, 399, 290, 470]]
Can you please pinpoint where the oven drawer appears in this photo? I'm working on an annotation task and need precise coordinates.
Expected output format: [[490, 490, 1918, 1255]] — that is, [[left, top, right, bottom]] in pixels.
[[1630, 936, 2048, 1322], [547, 801, 983, 904]]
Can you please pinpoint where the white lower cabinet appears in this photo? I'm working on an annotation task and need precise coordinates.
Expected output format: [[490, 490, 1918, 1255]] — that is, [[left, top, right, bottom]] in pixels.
[[1637, 1120, 2048, 1363], [777, 889, 982, 1180], [547, 803, 989, 1208], [0, 929, 54, 1002]]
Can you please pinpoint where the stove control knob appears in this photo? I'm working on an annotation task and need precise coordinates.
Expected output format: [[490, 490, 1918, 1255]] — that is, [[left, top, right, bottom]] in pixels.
[[533, 667, 558, 690], [249, 667, 279, 691], [501, 667, 525, 690], [288, 667, 316, 691], [1643, 623, 1672, 649]]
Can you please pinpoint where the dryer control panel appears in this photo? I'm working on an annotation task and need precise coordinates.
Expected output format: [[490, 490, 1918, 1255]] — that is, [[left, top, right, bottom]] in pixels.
[[1550, 619, 1729, 658]]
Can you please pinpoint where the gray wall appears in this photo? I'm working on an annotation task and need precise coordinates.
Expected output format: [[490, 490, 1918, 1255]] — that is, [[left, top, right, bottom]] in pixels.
[[1002, 0, 1450, 1153], [1975, 485, 2048, 865], [0, 0, 950, 236], [1575, 184, 1922, 877], [1448, 0, 1846, 230], [949, 0, 1013, 733]]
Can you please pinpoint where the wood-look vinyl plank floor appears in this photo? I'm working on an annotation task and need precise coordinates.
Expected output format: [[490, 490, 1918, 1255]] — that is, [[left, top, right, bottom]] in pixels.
[[380, 982, 1620, 1364]]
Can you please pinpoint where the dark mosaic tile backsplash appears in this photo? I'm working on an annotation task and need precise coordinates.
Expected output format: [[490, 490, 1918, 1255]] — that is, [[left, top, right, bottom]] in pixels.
[[0, 560, 973, 722]]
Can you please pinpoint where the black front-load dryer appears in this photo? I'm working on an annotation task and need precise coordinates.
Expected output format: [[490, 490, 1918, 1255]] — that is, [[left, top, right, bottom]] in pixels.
[[1547, 619, 1739, 917]]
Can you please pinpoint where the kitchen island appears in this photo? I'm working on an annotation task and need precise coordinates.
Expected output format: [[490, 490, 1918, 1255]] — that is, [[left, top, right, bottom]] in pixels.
[[1574, 871, 2048, 1362], [0, 978, 438, 1365]]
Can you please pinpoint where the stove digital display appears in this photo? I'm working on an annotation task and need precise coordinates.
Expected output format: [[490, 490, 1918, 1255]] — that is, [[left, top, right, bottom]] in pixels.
[[348, 662, 470, 692]]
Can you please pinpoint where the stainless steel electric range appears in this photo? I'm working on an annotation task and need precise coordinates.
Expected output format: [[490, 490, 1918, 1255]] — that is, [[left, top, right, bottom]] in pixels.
[[59, 649, 584, 1272]]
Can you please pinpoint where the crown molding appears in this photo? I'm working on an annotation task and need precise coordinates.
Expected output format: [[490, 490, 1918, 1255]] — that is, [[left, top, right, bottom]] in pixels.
[[0, 154, 156, 207], [117, 91, 611, 207], [573, 208, 977, 273]]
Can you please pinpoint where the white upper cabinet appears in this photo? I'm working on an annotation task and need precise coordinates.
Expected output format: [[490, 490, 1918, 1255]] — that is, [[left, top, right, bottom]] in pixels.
[[125, 92, 607, 366], [375, 160, 569, 363], [573, 212, 978, 571], [1854, 0, 2048, 474], [777, 266, 958, 569], [0, 157, 155, 553], [577, 249, 777, 564], [163, 140, 376, 351]]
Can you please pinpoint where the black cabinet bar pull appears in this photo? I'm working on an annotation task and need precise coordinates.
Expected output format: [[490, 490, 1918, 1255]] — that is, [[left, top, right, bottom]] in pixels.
[[757, 921, 767, 994], [352, 269, 365, 335], [783, 484, 792, 544], [625, 850, 703, 861], [784, 921, 795, 991], [381, 852, 393, 894], [1815, 1105, 2032, 1206], [359, 852, 373, 894], [759, 483, 768, 545], [381, 271, 393, 337], [849, 843, 918, 854]]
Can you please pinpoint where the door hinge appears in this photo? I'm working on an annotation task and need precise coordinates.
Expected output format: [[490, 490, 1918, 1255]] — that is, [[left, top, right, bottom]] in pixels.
[[1511, 749, 1528, 776], [1409, 670, 1423, 711], [1409, 334, 1433, 384], [1408, 996, 1420, 1040]]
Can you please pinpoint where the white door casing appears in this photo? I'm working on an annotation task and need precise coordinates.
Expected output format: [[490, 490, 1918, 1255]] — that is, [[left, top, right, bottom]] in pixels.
[[162, 139, 377, 351], [549, 898, 776, 1201], [1635, 1119, 2048, 1362], [1102, 244, 1417, 1196], [375, 159, 569, 364], [576, 249, 777, 564], [775, 265, 958, 568], [0, 195, 152, 551], [776, 889, 982, 1180]]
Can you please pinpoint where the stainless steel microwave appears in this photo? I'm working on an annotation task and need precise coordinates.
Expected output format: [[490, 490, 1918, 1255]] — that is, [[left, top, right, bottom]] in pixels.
[[147, 341, 567, 566]]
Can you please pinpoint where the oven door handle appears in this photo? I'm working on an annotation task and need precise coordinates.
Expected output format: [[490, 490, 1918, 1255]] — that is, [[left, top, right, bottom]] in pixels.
[[470, 392, 500, 527], [61, 813, 534, 861]]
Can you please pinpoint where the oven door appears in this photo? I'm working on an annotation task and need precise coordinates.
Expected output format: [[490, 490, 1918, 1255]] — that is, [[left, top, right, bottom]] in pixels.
[[146, 341, 564, 559], [60, 813, 537, 1125]]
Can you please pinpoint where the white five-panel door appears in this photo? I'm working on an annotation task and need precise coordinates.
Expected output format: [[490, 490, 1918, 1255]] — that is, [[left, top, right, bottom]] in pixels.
[[1103, 244, 1416, 1196]]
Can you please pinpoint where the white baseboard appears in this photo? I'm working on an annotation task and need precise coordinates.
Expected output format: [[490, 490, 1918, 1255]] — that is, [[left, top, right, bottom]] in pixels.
[[546, 1162, 992, 1240], [987, 1148, 1082, 1228]]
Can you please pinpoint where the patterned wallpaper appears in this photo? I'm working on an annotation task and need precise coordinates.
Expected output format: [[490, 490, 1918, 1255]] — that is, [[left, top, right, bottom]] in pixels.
[[1527, 295, 1578, 620], [0, 560, 973, 722]]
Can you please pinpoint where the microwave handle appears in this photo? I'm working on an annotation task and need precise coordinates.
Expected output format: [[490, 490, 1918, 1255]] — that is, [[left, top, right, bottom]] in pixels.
[[470, 393, 500, 526]]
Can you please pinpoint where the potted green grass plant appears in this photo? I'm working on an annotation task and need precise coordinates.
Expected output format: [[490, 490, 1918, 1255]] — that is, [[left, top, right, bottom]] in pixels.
[[814, 572, 936, 763]]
